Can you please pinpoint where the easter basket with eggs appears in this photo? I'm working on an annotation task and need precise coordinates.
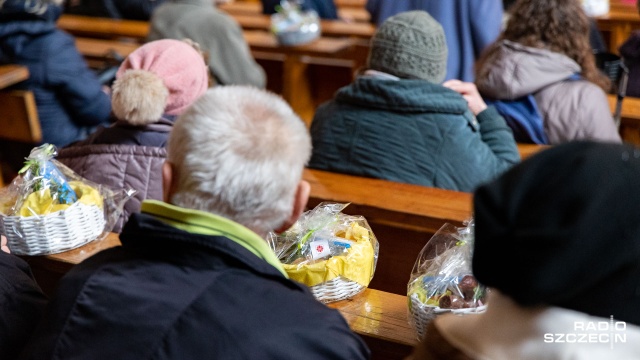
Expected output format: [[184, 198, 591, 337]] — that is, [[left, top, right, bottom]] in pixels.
[[407, 220, 487, 340], [268, 202, 378, 303], [0, 144, 133, 255]]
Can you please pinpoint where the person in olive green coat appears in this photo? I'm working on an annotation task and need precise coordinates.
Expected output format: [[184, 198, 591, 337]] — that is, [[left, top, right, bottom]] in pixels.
[[309, 11, 519, 192], [147, 0, 265, 88]]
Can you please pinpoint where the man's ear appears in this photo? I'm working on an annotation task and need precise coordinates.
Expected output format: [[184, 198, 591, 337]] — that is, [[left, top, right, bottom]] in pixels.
[[275, 180, 310, 233], [162, 161, 176, 203]]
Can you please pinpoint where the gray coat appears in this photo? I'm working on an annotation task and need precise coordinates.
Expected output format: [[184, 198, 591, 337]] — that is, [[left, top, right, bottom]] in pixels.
[[147, 0, 266, 88], [58, 144, 166, 233], [476, 40, 621, 144]]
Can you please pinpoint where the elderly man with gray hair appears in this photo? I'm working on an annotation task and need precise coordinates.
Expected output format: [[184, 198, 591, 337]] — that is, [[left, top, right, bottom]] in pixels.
[[24, 87, 370, 360]]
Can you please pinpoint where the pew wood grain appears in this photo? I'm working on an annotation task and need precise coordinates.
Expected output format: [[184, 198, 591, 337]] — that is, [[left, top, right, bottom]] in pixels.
[[220, 1, 371, 22], [328, 289, 416, 360], [58, 14, 149, 41], [75, 37, 139, 58], [596, 0, 640, 53], [609, 94, 640, 145], [0, 65, 29, 89]]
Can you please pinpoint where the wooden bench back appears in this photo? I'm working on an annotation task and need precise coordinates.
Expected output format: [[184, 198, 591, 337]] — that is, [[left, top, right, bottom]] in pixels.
[[0, 90, 42, 143]]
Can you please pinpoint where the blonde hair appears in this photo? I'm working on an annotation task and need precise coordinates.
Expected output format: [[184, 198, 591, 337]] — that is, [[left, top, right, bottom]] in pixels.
[[167, 86, 311, 235]]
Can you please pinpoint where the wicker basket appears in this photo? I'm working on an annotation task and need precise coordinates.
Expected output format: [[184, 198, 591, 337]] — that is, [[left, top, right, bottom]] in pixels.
[[310, 276, 365, 303], [1, 201, 106, 255], [409, 293, 487, 339]]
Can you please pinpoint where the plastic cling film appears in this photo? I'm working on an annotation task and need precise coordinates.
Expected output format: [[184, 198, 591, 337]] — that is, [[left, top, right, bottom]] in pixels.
[[406, 219, 487, 339], [268, 202, 379, 300], [0, 144, 135, 255]]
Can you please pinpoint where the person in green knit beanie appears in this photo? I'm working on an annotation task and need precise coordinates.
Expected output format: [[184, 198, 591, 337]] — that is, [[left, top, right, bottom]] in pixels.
[[309, 10, 520, 193]]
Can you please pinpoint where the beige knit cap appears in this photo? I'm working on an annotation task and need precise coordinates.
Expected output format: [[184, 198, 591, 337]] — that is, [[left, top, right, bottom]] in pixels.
[[367, 11, 448, 83]]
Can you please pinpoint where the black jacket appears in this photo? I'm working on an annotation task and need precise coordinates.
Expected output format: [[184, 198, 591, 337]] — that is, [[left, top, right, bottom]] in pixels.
[[0, 252, 47, 359], [24, 213, 370, 360]]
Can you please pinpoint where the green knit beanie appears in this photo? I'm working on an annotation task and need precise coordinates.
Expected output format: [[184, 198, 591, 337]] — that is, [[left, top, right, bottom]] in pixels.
[[367, 11, 448, 83]]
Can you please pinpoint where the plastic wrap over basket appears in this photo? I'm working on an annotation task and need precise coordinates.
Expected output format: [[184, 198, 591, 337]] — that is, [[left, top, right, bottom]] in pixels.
[[0, 144, 134, 255], [271, 0, 321, 46], [268, 202, 379, 303], [407, 220, 487, 340]]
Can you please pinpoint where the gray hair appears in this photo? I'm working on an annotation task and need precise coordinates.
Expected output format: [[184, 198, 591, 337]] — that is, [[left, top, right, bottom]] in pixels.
[[167, 86, 311, 235]]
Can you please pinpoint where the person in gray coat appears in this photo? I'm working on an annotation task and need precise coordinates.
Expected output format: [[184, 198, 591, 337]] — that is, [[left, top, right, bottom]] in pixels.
[[475, 0, 621, 144], [147, 0, 266, 88], [309, 11, 519, 192]]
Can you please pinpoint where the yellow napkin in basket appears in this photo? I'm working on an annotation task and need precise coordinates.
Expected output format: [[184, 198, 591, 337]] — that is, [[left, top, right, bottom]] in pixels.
[[283, 222, 375, 287], [19, 181, 103, 217]]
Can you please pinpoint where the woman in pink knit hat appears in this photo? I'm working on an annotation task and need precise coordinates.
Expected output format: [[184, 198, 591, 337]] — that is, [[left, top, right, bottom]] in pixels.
[[58, 39, 210, 232]]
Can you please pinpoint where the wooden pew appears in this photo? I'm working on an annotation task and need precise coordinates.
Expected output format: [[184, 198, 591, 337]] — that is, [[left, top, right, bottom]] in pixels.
[[22, 233, 415, 360], [335, 0, 366, 7], [58, 15, 149, 41], [608, 94, 640, 145], [596, 0, 640, 54], [328, 289, 416, 360], [0, 65, 34, 186], [219, 1, 371, 22], [0, 65, 29, 89], [0, 91, 41, 144]]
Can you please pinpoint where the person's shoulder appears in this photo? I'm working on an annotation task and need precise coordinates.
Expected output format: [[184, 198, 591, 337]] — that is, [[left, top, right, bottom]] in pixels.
[[548, 79, 608, 109], [198, 272, 369, 359]]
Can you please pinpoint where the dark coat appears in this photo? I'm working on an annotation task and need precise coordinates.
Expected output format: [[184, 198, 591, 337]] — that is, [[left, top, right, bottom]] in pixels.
[[262, 0, 338, 19], [0, 1, 112, 148], [620, 31, 640, 98], [24, 213, 370, 360], [309, 77, 520, 192], [64, 0, 167, 21], [57, 120, 171, 233], [0, 252, 47, 359]]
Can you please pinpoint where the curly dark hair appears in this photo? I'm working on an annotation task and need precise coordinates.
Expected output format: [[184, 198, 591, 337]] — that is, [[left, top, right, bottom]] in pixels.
[[477, 0, 610, 91]]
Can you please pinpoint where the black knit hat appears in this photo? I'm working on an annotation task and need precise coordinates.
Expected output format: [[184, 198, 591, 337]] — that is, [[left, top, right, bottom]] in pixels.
[[473, 141, 640, 325]]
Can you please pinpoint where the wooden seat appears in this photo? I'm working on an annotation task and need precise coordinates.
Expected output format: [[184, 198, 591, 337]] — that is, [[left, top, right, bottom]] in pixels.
[[0, 90, 41, 186], [0, 90, 42, 144]]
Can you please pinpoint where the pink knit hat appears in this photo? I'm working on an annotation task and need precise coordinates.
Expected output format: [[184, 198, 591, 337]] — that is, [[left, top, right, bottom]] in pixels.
[[112, 39, 209, 125]]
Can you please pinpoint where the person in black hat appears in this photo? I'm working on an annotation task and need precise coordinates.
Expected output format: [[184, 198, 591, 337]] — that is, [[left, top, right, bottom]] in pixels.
[[407, 141, 640, 360]]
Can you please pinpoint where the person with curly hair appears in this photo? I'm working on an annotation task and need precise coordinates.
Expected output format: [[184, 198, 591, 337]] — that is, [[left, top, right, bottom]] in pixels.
[[475, 0, 620, 144]]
